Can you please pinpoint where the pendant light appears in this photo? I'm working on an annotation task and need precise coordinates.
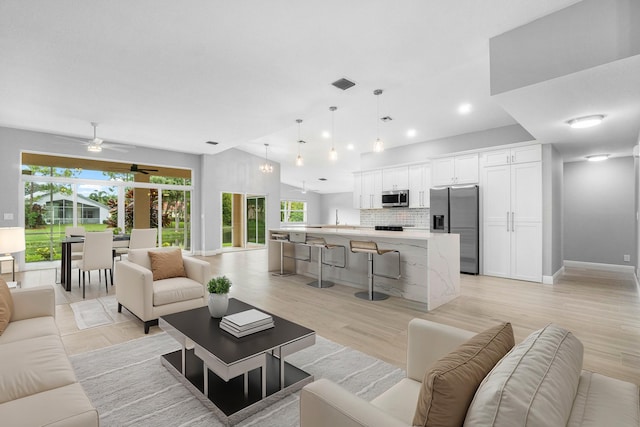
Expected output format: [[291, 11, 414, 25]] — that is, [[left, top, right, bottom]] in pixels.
[[295, 119, 305, 166], [259, 143, 273, 173], [373, 89, 384, 153], [329, 106, 338, 161]]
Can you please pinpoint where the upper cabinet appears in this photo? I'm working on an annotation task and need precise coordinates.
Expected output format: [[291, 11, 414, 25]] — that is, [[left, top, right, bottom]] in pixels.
[[360, 170, 383, 209], [483, 145, 541, 167], [353, 172, 362, 209], [432, 153, 479, 186], [408, 163, 431, 208], [382, 166, 409, 191]]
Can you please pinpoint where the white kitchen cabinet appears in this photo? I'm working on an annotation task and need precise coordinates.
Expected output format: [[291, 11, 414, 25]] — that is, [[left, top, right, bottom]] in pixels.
[[482, 160, 541, 282], [353, 172, 362, 209], [483, 144, 541, 167], [432, 153, 478, 186], [382, 166, 409, 191], [408, 163, 431, 208], [361, 170, 382, 209]]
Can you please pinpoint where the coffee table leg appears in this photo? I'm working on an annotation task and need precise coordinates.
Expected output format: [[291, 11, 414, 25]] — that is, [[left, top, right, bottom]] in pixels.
[[244, 373, 248, 398], [181, 346, 186, 375], [262, 366, 266, 398], [204, 362, 208, 397]]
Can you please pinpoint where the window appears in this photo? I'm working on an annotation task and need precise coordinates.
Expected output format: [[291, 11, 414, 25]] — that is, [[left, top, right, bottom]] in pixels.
[[280, 200, 307, 223]]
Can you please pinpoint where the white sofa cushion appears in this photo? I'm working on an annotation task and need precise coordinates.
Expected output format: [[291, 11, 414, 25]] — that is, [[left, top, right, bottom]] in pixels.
[[464, 324, 583, 427], [371, 378, 422, 425], [567, 371, 640, 427], [153, 277, 204, 306], [0, 316, 60, 345], [0, 335, 77, 404]]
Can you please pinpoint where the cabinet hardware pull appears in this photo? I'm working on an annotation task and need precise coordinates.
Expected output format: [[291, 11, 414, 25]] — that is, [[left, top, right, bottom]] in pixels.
[[507, 212, 509, 231], [506, 155, 509, 164], [512, 154, 515, 163], [511, 212, 515, 232]]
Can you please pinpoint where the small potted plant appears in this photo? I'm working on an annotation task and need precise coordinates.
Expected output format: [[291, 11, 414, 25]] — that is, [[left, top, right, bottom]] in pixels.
[[207, 275, 231, 318]]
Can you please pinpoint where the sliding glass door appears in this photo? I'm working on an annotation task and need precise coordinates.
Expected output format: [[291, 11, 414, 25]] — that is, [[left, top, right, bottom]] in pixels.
[[246, 195, 266, 245]]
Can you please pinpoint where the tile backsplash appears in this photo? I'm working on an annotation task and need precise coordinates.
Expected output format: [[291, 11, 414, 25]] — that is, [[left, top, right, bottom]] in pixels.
[[360, 208, 430, 228]]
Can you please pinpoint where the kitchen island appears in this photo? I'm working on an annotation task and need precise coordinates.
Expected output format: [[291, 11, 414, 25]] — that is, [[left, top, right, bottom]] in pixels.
[[268, 227, 460, 311]]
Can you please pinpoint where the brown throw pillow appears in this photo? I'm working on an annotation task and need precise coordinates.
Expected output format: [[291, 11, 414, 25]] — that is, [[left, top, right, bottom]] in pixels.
[[148, 249, 187, 281], [0, 278, 14, 336], [412, 322, 515, 427]]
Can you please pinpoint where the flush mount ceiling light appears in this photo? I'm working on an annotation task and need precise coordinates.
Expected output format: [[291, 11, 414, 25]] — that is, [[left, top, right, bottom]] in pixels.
[[259, 143, 273, 173], [329, 106, 338, 161], [295, 119, 305, 167], [568, 114, 605, 129], [373, 89, 384, 153], [87, 143, 102, 153], [586, 154, 609, 162], [458, 103, 472, 114]]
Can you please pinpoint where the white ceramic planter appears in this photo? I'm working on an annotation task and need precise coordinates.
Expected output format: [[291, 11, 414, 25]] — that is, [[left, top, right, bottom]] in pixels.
[[208, 293, 229, 318]]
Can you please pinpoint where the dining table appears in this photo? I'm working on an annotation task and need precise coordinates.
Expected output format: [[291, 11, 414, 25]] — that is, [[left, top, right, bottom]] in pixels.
[[59, 234, 130, 291]]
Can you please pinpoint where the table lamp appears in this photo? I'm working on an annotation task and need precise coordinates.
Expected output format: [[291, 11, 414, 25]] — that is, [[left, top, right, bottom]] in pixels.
[[0, 227, 26, 287]]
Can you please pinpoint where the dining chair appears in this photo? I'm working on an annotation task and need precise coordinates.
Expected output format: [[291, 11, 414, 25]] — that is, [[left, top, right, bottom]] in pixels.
[[114, 228, 158, 259], [77, 231, 114, 299]]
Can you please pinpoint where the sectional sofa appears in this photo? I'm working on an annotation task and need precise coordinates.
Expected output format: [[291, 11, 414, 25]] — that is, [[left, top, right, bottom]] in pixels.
[[0, 283, 98, 426], [300, 318, 640, 427]]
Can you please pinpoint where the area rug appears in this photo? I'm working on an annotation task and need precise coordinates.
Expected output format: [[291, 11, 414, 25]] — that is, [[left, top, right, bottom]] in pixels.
[[70, 295, 134, 329], [70, 333, 405, 426]]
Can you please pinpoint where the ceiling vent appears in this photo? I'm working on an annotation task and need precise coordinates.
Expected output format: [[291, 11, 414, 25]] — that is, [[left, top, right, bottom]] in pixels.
[[380, 116, 393, 122], [205, 141, 219, 145], [331, 78, 356, 91]]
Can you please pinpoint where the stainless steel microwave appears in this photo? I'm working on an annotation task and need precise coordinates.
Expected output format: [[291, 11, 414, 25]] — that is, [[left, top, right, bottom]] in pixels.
[[382, 190, 409, 207]]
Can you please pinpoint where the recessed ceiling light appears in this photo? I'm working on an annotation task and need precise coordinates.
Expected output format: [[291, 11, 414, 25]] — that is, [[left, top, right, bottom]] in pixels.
[[346, 144, 355, 151], [322, 131, 331, 139], [586, 154, 609, 162], [458, 103, 472, 114], [406, 129, 417, 138], [568, 115, 605, 129]]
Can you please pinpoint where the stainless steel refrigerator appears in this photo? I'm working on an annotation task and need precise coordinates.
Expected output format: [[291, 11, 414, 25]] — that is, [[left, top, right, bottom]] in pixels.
[[430, 185, 479, 274]]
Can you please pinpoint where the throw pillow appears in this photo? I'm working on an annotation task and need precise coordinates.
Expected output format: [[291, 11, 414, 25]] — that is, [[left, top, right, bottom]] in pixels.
[[148, 249, 187, 281], [463, 324, 583, 427], [0, 278, 14, 336], [412, 322, 515, 427]]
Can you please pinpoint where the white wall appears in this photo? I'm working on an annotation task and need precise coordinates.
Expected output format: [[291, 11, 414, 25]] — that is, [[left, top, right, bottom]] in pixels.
[[542, 144, 564, 278], [563, 156, 636, 267], [201, 148, 281, 254], [320, 192, 359, 226]]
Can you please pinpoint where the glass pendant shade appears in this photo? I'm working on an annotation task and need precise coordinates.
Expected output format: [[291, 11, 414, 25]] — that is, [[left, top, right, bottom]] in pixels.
[[329, 106, 337, 161], [373, 138, 384, 153], [373, 89, 385, 153], [296, 153, 304, 166], [259, 143, 273, 173]]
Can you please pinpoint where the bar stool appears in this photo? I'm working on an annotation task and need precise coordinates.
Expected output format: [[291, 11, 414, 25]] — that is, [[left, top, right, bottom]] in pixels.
[[349, 240, 401, 301], [306, 238, 346, 288]]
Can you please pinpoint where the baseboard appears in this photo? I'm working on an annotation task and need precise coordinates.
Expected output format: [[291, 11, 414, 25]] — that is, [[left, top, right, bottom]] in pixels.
[[542, 266, 565, 285], [563, 260, 636, 273]]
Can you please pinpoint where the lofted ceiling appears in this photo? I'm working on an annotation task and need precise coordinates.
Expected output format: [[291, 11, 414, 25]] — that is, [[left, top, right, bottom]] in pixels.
[[2, 1, 638, 194]]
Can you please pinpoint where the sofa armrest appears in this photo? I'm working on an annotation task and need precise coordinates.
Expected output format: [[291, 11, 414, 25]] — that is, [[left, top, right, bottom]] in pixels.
[[10, 285, 56, 321], [406, 318, 475, 381], [114, 260, 154, 320], [300, 379, 407, 427], [183, 256, 210, 286]]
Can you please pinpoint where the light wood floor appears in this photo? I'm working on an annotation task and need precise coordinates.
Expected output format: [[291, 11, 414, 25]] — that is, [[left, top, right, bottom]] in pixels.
[[11, 249, 640, 385]]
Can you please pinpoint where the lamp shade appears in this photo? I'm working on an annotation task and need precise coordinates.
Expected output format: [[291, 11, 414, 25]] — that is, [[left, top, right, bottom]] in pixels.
[[0, 227, 26, 254]]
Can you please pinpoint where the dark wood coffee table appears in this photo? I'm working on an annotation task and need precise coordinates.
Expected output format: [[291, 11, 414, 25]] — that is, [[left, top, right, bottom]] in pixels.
[[159, 298, 316, 425]]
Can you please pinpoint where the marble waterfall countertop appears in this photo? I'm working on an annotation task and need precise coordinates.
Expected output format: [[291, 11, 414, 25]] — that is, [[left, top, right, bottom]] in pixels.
[[268, 227, 460, 311]]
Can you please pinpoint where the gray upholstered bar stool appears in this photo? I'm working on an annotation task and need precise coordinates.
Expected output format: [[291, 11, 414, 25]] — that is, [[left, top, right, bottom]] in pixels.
[[349, 240, 401, 301], [306, 237, 346, 288]]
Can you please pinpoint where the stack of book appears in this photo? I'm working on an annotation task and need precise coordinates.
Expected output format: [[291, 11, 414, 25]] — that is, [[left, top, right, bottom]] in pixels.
[[220, 309, 274, 338]]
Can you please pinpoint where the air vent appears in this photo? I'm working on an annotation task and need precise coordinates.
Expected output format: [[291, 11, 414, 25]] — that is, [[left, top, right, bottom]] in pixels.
[[318, 178, 327, 181], [205, 141, 219, 145], [380, 116, 393, 122], [331, 78, 356, 91]]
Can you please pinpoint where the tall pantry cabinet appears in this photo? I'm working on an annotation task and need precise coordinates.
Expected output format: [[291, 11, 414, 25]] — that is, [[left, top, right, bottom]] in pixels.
[[482, 145, 542, 282]]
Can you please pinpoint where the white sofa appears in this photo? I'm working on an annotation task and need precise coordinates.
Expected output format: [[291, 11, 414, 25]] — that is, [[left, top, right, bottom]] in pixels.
[[300, 319, 640, 427], [115, 247, 210, 333], [0, 285, 98, 426]]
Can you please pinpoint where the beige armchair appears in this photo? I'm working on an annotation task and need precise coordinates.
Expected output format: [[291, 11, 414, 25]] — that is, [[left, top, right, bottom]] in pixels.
[[299, 319, 475, 427], [114, 247, 210, 333]]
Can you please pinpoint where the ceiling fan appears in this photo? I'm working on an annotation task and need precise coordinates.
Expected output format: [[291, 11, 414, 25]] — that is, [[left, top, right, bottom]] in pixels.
[[57, 122, 130, 153], [128, 164, 159, 175]]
